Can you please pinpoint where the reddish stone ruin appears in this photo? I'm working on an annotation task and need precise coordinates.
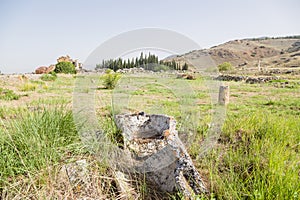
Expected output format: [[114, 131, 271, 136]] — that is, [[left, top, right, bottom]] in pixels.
[[35, 55, 82, 74]]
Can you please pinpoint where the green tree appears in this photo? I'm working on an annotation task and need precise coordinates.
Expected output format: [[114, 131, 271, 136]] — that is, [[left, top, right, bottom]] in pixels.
[[218, 62, 233, 71], [171, 60, 176, 70], [131, 58, 135, 68], [55, 62, 76, 74], [182, 62, 188, 71], [139, 52, 144, 66]]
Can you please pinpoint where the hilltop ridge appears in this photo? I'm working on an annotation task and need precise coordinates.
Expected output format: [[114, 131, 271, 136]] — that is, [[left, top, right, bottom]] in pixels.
[[163, 36, 300, 74]]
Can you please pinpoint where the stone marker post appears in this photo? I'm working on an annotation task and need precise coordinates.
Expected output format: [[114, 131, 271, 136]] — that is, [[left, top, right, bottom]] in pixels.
[[218, 85, 230, 105]]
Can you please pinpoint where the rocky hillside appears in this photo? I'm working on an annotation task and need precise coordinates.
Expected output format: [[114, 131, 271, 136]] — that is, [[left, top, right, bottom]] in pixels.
[[164, 36, 300, 74]]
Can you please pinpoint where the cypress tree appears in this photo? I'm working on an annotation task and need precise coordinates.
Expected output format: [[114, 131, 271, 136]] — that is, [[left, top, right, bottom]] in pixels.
[[182, 62, 188, 70]]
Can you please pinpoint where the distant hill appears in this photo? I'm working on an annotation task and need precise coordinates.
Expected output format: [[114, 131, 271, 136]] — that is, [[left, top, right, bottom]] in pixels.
[[163, 36, 300, 74]]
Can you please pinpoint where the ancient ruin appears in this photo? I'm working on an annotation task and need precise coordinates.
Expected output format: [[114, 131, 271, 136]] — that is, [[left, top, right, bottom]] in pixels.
[[35, 55, 82, 74], [115, 112, 208, 198]]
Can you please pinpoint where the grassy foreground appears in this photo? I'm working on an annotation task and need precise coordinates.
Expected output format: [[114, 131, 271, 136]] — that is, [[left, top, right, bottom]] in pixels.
[[0, 73, 299, 199]]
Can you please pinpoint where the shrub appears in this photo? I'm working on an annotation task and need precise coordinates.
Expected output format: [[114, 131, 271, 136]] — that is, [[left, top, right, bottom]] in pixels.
[[20, 82, 38, 91], [0, 88, 20, 100], [42, 84, 49, 90], [103, 70, 120, 89], [40, 72, 57, 81], [152, 64, 170, 72], [55, 62, 76, 74], [218, 62, 234, 72]]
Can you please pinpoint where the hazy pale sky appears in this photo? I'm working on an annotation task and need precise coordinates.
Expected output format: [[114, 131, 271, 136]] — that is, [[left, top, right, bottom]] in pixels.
[[0, 0, 299, 74]]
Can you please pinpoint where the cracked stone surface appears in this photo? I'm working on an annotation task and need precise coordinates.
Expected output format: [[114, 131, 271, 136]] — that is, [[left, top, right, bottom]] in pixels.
[[115, 112, 208, 198]]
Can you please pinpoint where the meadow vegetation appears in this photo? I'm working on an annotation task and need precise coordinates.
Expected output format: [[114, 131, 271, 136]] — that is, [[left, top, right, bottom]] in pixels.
[[40, 72, 57, 81], [0, 72, 299, 199], [0, 88, 20, 100]]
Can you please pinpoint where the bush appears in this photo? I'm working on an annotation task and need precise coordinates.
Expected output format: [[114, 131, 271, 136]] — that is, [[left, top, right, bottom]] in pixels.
[[0, 88, 20, 100], [153, 64, 170, 72], [55, 62, 76, 74], [40, 72, 57, 81], [218, 62, 234, 72], [103, 70, 120, 89], [20, 82, 38, 91]]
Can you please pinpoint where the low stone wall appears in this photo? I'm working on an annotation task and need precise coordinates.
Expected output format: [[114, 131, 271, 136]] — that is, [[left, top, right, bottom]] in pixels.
[[215, 74, 279, 84]]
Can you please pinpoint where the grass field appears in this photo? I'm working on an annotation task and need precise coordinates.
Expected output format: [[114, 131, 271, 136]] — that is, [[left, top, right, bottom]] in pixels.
[[0, 72, 299, 199]]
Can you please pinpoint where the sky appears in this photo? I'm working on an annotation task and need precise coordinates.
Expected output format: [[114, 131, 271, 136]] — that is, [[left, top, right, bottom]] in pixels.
[[0, 0, 299, 74]]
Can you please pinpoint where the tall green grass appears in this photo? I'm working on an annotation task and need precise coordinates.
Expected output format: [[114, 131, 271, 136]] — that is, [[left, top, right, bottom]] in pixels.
[[205, 110, 300, 199], [0, 106, 82, 189]]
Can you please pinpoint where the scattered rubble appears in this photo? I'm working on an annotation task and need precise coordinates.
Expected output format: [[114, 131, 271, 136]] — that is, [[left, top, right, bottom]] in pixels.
[[215, 74, 245, 82], [116, 67, 146, 74], [245, 76, 276, 84], [177, 73, 196, 80], [60, 159, 89, 186]]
